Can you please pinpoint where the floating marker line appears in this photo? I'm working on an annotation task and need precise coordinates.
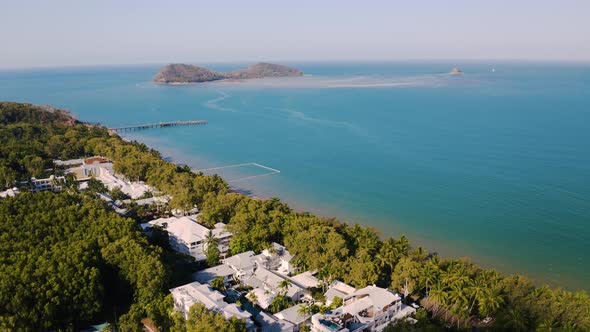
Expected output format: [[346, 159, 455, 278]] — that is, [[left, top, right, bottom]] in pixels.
[[193, 163, 254, 172], [193, 162, 281, 182]]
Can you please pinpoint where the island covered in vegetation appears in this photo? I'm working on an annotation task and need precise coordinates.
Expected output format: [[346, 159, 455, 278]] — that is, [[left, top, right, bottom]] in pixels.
[[0, 101, 589, 331], [153, 62, 303, 84]]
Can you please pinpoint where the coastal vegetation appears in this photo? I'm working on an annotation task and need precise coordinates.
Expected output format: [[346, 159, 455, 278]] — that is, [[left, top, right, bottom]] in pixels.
[[1, 101, 589, 331], [153, 62, 303, 84]]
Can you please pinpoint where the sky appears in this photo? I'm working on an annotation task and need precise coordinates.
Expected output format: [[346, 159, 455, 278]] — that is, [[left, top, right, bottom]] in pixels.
[[1, 0, 589, 68]]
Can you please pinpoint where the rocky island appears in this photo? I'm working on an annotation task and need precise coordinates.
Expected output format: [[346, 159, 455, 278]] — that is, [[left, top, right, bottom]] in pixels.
[[449, 67, 464, 75], [153, 62, 303, 84]]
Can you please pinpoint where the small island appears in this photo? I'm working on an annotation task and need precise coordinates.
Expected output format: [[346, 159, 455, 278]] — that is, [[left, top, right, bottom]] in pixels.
[[154, 62, 303, 84], [449, 67, 464, 75]]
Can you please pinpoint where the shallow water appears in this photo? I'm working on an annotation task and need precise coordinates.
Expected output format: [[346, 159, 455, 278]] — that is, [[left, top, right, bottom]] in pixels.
[[1, 61, 589, 290]]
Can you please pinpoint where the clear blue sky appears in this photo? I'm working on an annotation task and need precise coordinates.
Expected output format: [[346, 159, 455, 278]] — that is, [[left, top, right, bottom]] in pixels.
[[1, 0, 589, 68]]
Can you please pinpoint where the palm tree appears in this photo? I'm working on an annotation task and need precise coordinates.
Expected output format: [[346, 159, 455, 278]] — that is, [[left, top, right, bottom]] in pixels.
[[205, 230, 218, 251], [421, 261, 439, 297], [477, 287, 504, 318], [396, 236, 410, 256], [448, 283, 470, 323], [428, 280, 448, 316], [500, 307, 529, 332], [467, 273, 488, 314], [297, 304, 312, 318], [247, 291, 258, 304], [378, 238, 400, 271], [278, 279, 292, 296]]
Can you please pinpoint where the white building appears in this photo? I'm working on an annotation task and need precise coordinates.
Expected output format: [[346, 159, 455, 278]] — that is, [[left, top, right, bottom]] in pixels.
[[0, 187, 20, 198], [254, 243, 296, 276], [311, 285, 415, 332], [66, 156, 154, 199], [29, 176, 64, 193], [243, 267, 308, 309], [223, 242, 296, 279], [193, 264, 236, 286], [324, 280, 357, 307], [64, 156, 114, 181], [170, 281, 253, 328], [224, 251, 257, 278], [255, 311, 295, 332], [290, 271, 322, 290], [274, 304, 312, 332], [142, 216, 232, 261]]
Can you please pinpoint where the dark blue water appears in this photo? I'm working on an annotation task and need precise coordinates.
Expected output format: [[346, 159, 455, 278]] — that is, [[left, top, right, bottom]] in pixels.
[[1, 62, 589, 290]]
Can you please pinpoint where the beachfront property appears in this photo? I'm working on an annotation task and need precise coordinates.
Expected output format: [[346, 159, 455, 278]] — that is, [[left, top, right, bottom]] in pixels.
[[274, 304, 312, 331], [64, 156, 114, 180], [254, 311, 296, 332], [193, 263, 237, 286], [243, 267, 308, 309], [29, 175, 64, 193], [324, 280, 357, 307], [224, 251, 258, 278], [311, 285, 415, 332], [223, 243, 296, 279], [62, 156, 154, 199], [170, 281, 253, 328], [0, 187, 19, 198], [253, 242, 296, 276], [290, 271, 322, 290], [141, 216, 232, 261]]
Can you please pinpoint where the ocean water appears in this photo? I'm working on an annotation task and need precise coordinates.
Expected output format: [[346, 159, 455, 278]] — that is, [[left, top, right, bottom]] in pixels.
[[1, 62, 589, 290]]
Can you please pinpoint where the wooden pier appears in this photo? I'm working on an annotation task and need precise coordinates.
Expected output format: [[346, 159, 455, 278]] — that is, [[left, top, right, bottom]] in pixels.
[[108, 120, 207, 132]]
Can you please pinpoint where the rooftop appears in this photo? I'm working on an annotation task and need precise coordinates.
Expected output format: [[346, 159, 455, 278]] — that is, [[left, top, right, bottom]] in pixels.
[[224, 251, 257, 271], [170, 281, 251, 322], [274, 304, 310, 325], [244, 268, 305, 299], [193, 264, 236, 284], [290, 271, 321, 289], [144, 216, 231, 246], [255, 311, 295, 332]]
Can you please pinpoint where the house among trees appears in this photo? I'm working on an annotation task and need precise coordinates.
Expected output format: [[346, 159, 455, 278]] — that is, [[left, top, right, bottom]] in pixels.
[[59, 156, 114, 181], [193, 263, 237, 286], [29, 175, 64, 192], [324, 280, 357, 307], [141, 216, 232, 261], [243, 267, 308, 309], [311, 285, 415, 332], [223, 242, 296, 279], [274, 304, 312, 331], [170, 281, 253, 328], [0, 187, 20, 198], [254, 311, 295, 332], [223, 251, 258, 278]]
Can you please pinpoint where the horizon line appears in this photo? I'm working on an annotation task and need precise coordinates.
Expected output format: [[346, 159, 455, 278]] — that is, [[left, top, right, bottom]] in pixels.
[[1, 58, 589, 71]]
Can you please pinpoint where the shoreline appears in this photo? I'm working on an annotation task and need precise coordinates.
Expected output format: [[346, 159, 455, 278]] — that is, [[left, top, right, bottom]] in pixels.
[[121, 132, 586, 292]]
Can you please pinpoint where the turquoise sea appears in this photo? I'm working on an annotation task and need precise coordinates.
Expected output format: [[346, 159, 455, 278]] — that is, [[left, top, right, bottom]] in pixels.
[[1, 62, 589, 290]]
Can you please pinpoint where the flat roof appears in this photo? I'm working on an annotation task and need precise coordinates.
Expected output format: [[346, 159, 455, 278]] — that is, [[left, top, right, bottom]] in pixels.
[[274, 304, 310, 325], [193, 264, 236, 284]]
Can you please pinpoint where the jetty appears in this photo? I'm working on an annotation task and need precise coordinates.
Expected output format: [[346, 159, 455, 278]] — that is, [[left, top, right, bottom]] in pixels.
[[108, 120, 207, 132]]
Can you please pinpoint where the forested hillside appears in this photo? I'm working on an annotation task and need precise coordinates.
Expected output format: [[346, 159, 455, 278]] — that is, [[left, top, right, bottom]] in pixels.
[[1, 102, 589, 331]]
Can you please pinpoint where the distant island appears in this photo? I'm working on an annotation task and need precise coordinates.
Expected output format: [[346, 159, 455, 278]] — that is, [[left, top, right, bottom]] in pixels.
[[154, 62, 303, 84], [449, 67, 464, 75]]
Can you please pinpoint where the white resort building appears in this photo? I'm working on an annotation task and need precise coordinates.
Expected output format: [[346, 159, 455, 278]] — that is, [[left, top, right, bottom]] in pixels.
[[243, 267, 308, 309], [29, 175, 64, 193], [142, 216, 232, 261], [170, 281, 253, 328], [64, 156, 114, 181], [274, 304, 312, 331], [311, 285, 415, 332], [0, 187, 20, 198]]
